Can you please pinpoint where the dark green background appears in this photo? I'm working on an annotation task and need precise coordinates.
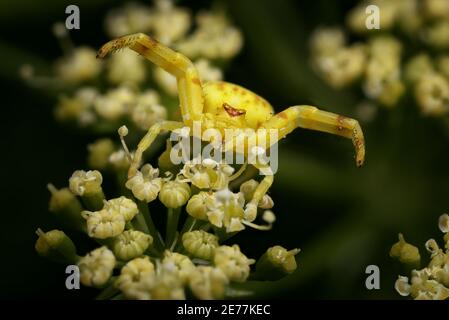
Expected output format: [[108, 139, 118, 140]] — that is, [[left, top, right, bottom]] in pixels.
[[1, 0, 449, 299]]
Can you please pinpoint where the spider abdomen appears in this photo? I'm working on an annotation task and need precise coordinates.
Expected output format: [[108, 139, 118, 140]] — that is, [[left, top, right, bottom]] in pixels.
[[203, 81, 274, 129]]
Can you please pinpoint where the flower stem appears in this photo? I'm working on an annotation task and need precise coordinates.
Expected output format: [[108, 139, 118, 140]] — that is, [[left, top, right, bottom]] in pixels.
[[96, 281, 119, 300], [166, 207, 181, 249], [137, 201, 165, 252]]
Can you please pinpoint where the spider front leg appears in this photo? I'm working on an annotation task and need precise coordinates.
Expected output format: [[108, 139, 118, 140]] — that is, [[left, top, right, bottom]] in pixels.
[[128, 121, 185, 177], [97, 33, 205, 176], [244, 161, 274, 222], [262, 105, 365, 166]]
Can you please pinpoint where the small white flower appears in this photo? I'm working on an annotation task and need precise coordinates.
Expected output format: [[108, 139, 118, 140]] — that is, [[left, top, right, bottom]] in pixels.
[[151, 0, 191, 45], [115, 256, 156, 299], [104, 196, 138, 222], [415, 73, 449, 116], [112, 230, 153, 261], [177, 11, 243, 60], [125, 164, 163, 202], [205, 189, 246, 233], [161, 251, 195, 285], [94, 86, 136, 120], [189, 266, 229, 300], [78, 246, 116, 287], [159, 180, 191, 208], [214, 245, 255, 282], [180, 157, 234, 190], [55, 87, 98, 126], [81, 209, 125, 239], [182, 230, 219, 260], [69, 170, 103, 196], [87, 138, 115, 169], [56, 47, 102, 85], [395, 276, 411, 297], [132, 91, 167, 130], [186, 191, 212, 220], [439, 214, 449, 233], [109, 149, 132, 170], [107, 48, 146, 85], [105, 3, 153, 38]]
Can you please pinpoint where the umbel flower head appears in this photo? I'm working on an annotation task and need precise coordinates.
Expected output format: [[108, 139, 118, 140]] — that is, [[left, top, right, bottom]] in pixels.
[[392, 214, 449, 300], [32, 0, 305, 300], [309, 0, 449, 117]]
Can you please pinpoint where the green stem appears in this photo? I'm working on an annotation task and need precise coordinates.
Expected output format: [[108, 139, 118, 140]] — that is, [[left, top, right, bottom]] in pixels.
[[137, 201, 164, 251], [134, 211, 150, 234], [213, 226, 236, 243], [96, 280, 119, 300], [166, 207, 181, 249], [174, 216, 202, 252]]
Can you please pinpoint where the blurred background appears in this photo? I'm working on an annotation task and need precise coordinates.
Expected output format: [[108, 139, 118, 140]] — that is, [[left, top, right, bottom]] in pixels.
[[1, 0, 449, 299]]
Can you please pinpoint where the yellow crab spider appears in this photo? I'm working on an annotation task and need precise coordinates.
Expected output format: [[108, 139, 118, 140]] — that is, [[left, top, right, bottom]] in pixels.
[[97, 33, 365, 218]]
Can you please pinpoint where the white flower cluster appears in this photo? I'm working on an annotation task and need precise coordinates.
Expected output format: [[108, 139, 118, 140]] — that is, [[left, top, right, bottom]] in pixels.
[[57, 87, 167, 129], [394, 214, 449, 300], [115, 245, 253, 300], [310, 0, 449, 116]]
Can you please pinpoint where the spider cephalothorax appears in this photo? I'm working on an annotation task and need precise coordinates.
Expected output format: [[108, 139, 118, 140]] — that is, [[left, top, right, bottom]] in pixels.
[[97, 33, 365, 219]]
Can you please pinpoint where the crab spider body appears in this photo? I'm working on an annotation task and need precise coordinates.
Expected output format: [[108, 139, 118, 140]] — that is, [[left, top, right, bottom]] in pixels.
[[98, 33, 365, 220]]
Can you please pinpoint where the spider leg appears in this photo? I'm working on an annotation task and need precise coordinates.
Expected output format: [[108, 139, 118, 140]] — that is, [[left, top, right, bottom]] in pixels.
[[244, 161, 274, 223], [97, 33, 204, 123], [129, 121, 184, 177], [261, 105, 365, 167], [98, 33, 206, 177]]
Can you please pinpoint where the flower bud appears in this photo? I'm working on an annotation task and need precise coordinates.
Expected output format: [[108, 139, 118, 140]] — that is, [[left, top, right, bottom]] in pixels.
[[94, 86, 135, 121], [404, 54, 433, 84], [438, 214, 449, 233], [182, 230, 219, 260], [395, 276, 411, 297], [415, 73, 449, 116], [112, 230, 153, 261], [255, 246, 300, 280], [115, 256, 155, 299], [239, 179, 258, 202], [56, 47, 101, 85], [186, 192, 210, 220], [69, 170, 105, 210], [390, 233, 421, 266], [425, 239, 440, 257], [82, 209, 125, 239], [159, 180, 191, 208], [78, 246, 116, 287], [161, 251, 195, 285], [213, 245, 255, 282], [125, 164, 163, 203], [189, 266, 229, 300], [109, 149, 131, 171], [104, 196, 138, 222], [107, 49, 146, 86], [47, 184, 84, 232], [87, 139, 115, 170], [35, 229, 78, 264]]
